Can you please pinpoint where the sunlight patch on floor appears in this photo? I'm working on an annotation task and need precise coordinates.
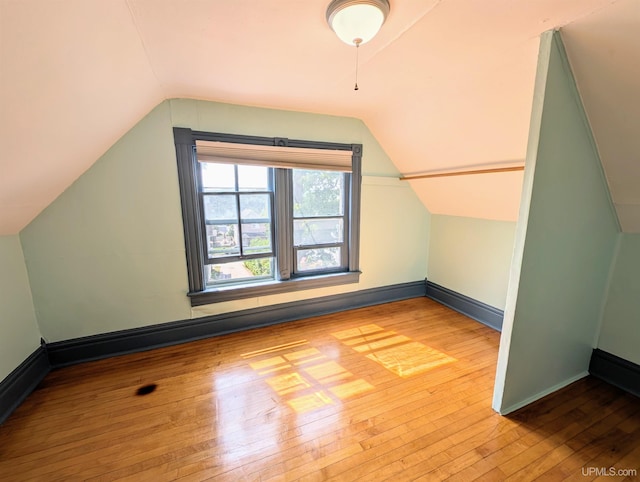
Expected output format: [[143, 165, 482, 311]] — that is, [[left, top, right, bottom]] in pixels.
[[332, 324, 457, 378], [365, 341, 456, 377], [266, 372, 312, 395], [243, 339, 374, 414], [241, 339, 310, 359], [331, 324, 386, 340], [329, 379, 375, 399], [287, 391, 335, 413], [352, 335, 412, 353]]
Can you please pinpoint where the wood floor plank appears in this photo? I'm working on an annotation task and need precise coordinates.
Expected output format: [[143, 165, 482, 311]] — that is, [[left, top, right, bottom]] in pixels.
[[446, 383, 635, 482], [1, 298, 638, 481]]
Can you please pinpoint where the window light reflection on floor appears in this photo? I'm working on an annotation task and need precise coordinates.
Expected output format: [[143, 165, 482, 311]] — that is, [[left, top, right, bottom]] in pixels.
[[303, 361, 351, 384], [242, 340, 374, 414], [331, 324, 457, 378], [288, 391, 335, 413], [365, 342, 456, 378], [266, 372, 312, 395], [240, 321, 456, 414]]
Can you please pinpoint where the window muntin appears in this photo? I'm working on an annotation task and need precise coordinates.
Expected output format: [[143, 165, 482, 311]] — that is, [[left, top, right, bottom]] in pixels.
[[201, 163, 275, 286], [173, 128, 362, 305]]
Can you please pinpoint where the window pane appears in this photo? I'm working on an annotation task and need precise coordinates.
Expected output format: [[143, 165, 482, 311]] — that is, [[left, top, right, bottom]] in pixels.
[[293, 170, 344, 217], [241, 223, 273, 255], [204, 194, 237, 222], [293, 218, 344, 246], [206, 258, 274, 285], [240, 194, 270, 220], [201, 163, 235, 192], [206, 224, 240, 258], [297, 247, 341, 272], [238, 165, 269, 191]]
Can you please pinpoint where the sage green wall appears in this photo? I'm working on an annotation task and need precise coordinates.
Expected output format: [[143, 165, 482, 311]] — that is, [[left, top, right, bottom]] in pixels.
[[21, 101, 191, 342], [598, 234, 640, 365], [0, 235, 41, 381], [493, 31, 619, 414], [427, 215, 515, 310], [21, 99, 430, 342]]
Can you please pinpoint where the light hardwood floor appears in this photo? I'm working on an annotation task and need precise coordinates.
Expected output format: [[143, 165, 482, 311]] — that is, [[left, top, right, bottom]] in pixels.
[[1, 298, 638, 481]]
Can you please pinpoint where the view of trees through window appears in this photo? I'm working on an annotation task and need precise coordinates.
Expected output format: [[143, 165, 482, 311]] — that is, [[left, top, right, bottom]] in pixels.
[[293, 169, 345, 272]]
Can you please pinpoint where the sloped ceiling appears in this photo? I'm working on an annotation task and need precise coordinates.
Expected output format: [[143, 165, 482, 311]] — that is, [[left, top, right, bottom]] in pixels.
[[563, 0, 640, 232], [0, 0, 634, 235]]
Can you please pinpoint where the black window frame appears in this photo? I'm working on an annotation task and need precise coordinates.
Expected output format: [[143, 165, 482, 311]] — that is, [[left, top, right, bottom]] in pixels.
[[173, 128, 362, 306]]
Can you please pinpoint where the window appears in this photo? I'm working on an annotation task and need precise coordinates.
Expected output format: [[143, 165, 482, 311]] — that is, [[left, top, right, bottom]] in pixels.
[[174, 128, 362, 305], [202, 163, 275, 285], [292, 169, 347, 274]]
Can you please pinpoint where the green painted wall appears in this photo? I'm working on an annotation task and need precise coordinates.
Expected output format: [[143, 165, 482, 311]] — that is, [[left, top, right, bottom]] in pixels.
[[493, 31, 619, 414], [20, 99, 430, 342], [427, 215, 515, 310], [0, 235, 41, 381], [598, 234, 640, 365], [21, 102, 191, 342]]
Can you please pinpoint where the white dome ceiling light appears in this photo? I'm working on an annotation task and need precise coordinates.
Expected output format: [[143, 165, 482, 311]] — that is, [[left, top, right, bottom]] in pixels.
[[326, 0, 391, 90], [326, 0, 390, 46]]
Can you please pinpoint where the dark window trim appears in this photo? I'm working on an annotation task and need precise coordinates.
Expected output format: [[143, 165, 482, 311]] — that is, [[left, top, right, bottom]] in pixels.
[[188, 271, 361, 305], [174, 128, 362, 306]]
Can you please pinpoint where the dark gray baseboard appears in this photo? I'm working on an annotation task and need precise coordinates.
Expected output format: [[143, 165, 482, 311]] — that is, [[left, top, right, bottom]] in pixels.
[[47, 280, 427, 368], [589, 349, 640, 398], [0, 344, 50, 424], [425, 281, 503, 331]]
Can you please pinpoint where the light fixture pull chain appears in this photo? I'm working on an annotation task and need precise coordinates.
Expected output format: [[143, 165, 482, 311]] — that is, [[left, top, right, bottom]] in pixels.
[[354, 38, 362, 91]]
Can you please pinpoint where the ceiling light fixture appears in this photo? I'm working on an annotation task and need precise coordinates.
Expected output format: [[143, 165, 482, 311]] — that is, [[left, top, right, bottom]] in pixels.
[[326, 0, 390, 46], [326, 0, 390, 91]]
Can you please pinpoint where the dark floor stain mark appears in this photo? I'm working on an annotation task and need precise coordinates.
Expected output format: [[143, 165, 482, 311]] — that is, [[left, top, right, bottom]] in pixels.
[[136, 383, 157, 396]]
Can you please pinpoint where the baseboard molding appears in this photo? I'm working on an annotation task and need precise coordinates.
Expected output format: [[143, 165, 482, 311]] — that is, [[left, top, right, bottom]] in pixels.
[[498, 371, 589, 416], [47, 280, 427, 368], [589, 349, 640, 398], [425, 281, 503, 331], [0, 344, 50, 424]]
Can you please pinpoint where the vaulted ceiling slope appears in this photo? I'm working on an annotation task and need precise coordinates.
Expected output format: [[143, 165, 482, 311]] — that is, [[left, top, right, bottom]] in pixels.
[[563, 0, 640, 232], [0, 0, 634, 235]]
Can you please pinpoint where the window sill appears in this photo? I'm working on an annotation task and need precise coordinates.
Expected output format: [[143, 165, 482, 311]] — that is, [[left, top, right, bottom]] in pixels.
[[187, 271, 361, 306]]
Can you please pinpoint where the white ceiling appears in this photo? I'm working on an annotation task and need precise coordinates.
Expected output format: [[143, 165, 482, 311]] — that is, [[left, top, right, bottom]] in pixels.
[[0, 0, 636, 235]]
